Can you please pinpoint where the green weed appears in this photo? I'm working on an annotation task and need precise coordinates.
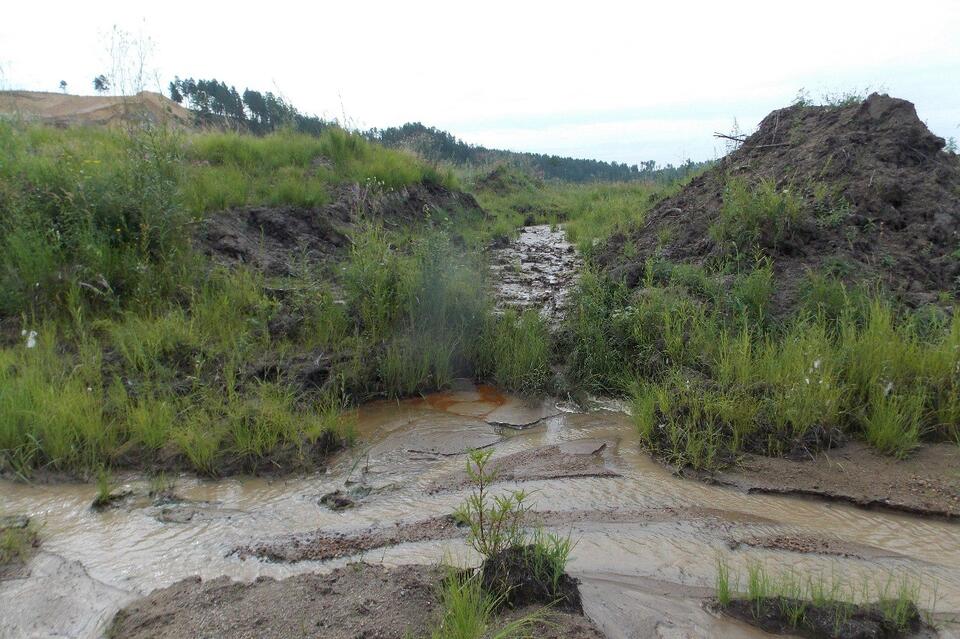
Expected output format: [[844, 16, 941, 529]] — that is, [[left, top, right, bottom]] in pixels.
[[711, 178, 805, 253], [478, 310, 551, 395], [430, 569, 543, 639], [454, 449, 530, 560], [0, 519, 39, 565], [716, 557, 930, 633]]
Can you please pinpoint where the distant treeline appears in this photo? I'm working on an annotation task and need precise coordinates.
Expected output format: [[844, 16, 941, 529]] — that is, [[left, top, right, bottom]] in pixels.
[[168, 77, 327, 135], [368, 122, 710, 183], [169, 77, 710, 183]]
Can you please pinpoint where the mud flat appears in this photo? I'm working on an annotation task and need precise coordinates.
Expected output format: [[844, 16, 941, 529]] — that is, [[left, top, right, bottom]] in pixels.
[[3, 384, 960, 638], [712, 441, 960, 520]]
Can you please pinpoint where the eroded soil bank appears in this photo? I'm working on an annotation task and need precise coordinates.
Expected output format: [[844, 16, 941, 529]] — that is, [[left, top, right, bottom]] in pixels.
[[2, 384, 960, 638], [713, 441, 960, 520]]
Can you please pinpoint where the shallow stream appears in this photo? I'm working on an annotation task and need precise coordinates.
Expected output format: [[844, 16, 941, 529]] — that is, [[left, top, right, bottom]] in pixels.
[[2, 384, 959, 638]]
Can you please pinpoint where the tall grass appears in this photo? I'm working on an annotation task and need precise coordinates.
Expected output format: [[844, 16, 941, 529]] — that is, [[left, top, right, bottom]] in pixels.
[[715, 557, 929, 634], [566, 265, 960, 466], [478, 310, 551, 395], [0, 121, 189, 317], [341, 225, 551, 398], [182, 128, 455, 213], [0, 121, 475, 477], [430, 570, 543, 639], [469, 168, 660, 252]]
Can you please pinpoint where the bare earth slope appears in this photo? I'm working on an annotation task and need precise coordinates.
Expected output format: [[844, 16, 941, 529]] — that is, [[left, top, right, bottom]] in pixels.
[[0, 90, 193, 127]]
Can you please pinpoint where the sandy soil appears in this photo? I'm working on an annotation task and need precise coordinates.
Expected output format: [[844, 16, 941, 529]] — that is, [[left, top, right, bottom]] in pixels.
[[108, 563, 604, 639], [0, 90, 192, 127], [235, 506, 775, 565], [427, 439, 619, 493], [714, 441, 960, 519], [728, 533, 907, 561], [235, 515, 463, 563]]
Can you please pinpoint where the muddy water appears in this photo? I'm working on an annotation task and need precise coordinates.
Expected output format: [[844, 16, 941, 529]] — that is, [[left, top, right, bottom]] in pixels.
[[2, 384, 959, 638], [489, 224, 582, 327]]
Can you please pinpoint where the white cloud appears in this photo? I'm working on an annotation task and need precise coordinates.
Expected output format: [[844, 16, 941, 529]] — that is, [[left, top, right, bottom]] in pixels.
[[2, 0, 958, 163]]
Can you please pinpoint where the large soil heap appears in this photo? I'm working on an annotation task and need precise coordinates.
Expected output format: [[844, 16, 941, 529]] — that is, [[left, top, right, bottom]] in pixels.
[[601, 94, 960, 311]]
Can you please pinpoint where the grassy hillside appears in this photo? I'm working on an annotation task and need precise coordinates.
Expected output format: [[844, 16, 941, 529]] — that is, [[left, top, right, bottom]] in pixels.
[[560, 96, 960, 469], [0, 122, 544, 477], [1, 94, 957, 480]]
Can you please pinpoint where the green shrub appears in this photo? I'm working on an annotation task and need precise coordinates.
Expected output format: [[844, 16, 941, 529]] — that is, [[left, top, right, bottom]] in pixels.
[[711, 178, 805, 252], [730, 260, 774, 325]]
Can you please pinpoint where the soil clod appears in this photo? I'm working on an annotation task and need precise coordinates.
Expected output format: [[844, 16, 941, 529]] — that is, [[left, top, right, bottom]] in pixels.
[[718, 596, 934, 639], [480, 545, 583, 613]]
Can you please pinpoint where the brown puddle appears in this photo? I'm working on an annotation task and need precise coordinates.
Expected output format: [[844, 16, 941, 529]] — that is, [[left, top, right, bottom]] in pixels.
[[418, 383, 507, 416], [3, 383, 960, 638]]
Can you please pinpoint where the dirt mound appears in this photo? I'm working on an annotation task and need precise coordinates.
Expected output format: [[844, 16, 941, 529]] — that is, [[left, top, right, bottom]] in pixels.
[[197, 182, 485, 276], [0, 90, 193, 128], [600, 94, 960, 311], [109, 563, 441, 639], [480, 545, 583, 613], [108, 562, 604, 639]]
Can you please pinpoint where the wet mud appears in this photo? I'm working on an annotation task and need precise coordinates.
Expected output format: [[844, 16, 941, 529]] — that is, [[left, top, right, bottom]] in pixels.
[[489, 224, 582, 327], [480, 545, 584, 612], [3, 383, 960, 638], [426, 439, 619, 493], [235, 515, 463, 563], [714, 441, 960, 520], [718, 596, 936, 639], [728, 533, 907, 561]]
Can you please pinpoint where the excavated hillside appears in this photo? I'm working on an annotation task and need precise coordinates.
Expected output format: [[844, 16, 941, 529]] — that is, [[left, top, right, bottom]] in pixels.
[[0, 90, 193, 128], [600, 94, 960, 312], [196, 182, 484, 276]]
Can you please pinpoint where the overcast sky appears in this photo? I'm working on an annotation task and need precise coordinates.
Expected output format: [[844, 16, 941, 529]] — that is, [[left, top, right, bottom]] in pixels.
[[3, 1, 959, 165]]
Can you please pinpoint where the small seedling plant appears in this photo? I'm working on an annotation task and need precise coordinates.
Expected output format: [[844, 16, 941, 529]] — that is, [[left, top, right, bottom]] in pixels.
[[453, 449, 575, 596], [454, 449, 530, 559]]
